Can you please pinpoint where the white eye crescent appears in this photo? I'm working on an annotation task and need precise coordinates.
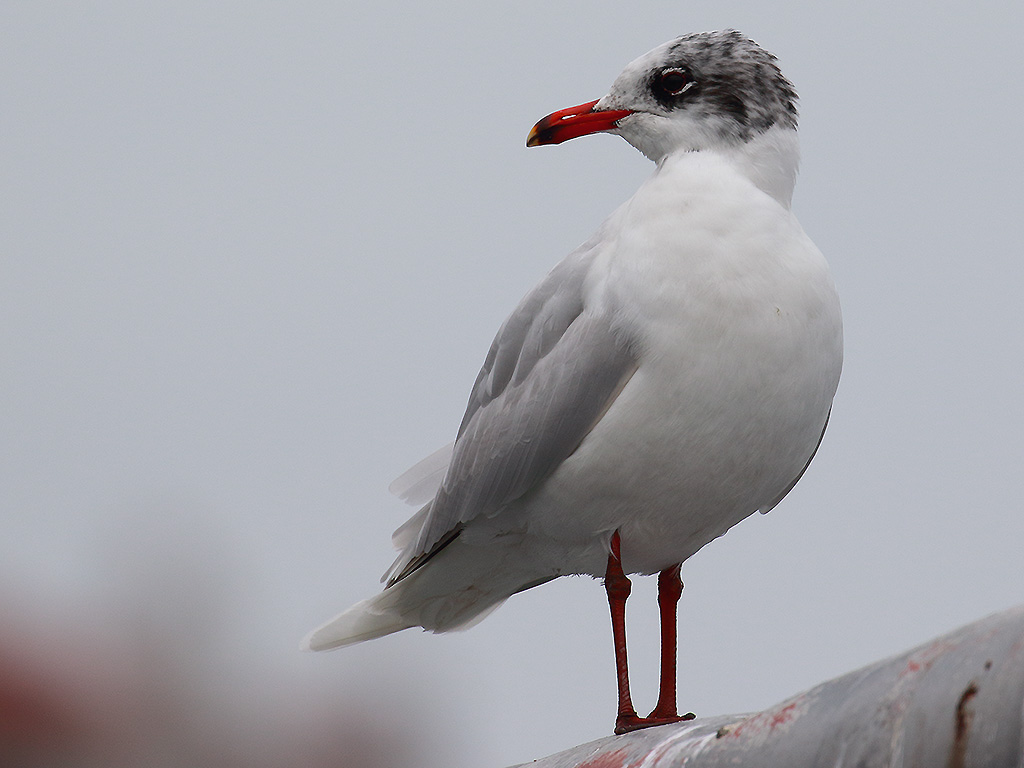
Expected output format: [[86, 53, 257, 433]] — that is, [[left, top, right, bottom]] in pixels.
[[657, 68, 695, 97]]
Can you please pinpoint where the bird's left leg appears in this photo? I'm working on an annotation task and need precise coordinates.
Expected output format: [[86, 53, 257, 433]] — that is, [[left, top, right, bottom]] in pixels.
[[646, 563, 695, 724]]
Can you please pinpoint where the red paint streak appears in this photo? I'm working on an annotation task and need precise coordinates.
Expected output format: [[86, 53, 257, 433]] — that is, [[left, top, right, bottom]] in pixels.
[[898, 640, 957, 678], [577, 747, 630, 768], [719, 697, 804, 739], [768, 701, 798, 728]]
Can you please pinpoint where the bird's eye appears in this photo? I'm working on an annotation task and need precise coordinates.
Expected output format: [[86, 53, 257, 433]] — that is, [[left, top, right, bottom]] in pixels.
[[656, 68, 694, 97]]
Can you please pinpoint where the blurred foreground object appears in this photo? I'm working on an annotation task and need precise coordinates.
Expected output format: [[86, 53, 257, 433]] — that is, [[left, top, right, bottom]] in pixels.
[[512, 604, 1024, 767]]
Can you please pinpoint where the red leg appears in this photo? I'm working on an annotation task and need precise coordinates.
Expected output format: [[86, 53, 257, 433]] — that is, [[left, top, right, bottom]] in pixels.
[[605, 536, 696, 734], [647, 564, 694, 724], [604, 531, 640, 733]]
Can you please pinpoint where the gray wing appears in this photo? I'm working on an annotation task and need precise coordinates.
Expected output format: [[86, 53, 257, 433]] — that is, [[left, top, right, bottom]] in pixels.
[[386, 240, 639, 585]]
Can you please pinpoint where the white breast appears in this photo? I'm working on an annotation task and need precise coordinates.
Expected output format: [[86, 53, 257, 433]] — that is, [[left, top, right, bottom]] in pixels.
[[519, 141, 843, 576]]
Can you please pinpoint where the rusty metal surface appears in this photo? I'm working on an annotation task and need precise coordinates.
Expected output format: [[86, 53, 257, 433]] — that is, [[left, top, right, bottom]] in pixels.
[[511, 604, 1024, 768]]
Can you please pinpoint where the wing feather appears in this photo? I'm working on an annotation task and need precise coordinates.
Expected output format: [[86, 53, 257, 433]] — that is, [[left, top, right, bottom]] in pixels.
[[388, 442, 454, 506], [385, 241, 638, 585]]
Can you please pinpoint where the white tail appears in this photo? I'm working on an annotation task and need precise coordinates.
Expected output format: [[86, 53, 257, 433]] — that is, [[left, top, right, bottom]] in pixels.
[[301, 591, 415, 651], [302, 535, 541, 651]]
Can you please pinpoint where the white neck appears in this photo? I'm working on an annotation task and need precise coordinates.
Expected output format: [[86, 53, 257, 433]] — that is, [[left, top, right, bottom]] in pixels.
[[731, 126, 801, 208], [658, 125, 801, 209]]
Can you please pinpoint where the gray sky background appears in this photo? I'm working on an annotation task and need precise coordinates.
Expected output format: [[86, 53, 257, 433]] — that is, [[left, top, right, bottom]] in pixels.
[[3, 1, 1024, 766]]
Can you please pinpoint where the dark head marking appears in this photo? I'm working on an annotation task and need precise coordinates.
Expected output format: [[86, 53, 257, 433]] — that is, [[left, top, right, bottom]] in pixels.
[[653, 30, 798, 139]]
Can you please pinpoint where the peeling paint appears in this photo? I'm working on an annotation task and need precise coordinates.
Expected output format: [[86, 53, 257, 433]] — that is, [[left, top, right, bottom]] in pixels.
[[637, 729, 717, 768]]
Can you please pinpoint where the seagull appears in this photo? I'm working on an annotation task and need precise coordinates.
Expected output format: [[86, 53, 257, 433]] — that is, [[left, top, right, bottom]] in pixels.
[[304, 30, 843, 734]]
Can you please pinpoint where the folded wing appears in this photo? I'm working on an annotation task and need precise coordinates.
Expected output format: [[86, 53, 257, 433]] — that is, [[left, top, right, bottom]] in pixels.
[[385, 241, 638, 585]]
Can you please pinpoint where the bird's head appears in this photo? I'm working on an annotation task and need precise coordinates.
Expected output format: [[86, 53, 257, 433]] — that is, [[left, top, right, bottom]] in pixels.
[[527, 31, 799, 163]]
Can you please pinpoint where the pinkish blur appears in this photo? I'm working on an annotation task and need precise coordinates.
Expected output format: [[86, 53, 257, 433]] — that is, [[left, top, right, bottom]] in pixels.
[[0, 505, 443, 768], [0, 607, 435, 768]]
